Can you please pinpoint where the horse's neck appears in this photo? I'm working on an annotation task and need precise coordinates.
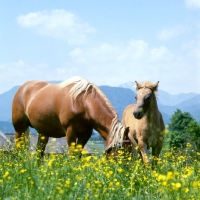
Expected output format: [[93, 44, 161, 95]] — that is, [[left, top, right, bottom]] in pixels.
[[90, 107, 123, 149], [86, 94, 116, 140], [147, 96, 159, 121]]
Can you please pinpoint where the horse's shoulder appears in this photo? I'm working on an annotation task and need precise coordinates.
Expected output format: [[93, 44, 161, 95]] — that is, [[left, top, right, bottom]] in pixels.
[[125, 104, 136, 109]]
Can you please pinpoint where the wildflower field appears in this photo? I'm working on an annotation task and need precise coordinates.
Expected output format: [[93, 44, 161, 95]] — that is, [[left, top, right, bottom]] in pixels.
[[0, 142, 199, 200]]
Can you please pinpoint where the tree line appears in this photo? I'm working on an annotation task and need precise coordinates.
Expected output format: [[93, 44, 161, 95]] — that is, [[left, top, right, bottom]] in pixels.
[[166, 109, 200, 152]]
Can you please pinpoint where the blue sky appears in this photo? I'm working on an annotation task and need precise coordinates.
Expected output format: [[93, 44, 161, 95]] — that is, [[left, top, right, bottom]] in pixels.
[[0, 0, 199, 94]]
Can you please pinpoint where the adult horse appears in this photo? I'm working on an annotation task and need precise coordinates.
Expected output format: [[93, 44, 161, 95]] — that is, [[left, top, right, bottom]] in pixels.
[[12, 76, 130, 156], [122, 81, 165, 164]]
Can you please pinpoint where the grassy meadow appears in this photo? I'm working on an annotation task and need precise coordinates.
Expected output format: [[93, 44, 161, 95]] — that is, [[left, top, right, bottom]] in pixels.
[[0, 140, 199, 200]]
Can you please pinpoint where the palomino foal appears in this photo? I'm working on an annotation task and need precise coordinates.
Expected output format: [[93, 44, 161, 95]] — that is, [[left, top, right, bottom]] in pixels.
[[122, 81, 165, 164]]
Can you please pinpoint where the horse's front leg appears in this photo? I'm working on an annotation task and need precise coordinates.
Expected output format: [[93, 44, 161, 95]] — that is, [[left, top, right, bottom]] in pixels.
[[138, 141, 150, 165], [66, 126, 77, 155], [128, 132, 139, 160], [36, 134, 49, 157]]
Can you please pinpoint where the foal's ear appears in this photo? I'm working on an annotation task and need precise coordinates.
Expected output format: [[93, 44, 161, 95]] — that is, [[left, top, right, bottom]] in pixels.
[[135, 81, 142, 91], [151, 81, 159, 91]]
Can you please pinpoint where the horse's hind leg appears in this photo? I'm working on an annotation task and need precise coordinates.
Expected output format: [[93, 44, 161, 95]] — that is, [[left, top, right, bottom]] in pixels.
[[13, 117, 30, 150], [36, 134, 49, 157]]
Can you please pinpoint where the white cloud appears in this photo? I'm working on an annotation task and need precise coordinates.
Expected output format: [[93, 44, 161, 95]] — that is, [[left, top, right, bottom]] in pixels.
[[0, 37, 199, 95], [185, 0, 200, 9], [17, 9, 96, 45], [0, 60, 52, 93], [69, 40, 149, 64], [65, 39, 199, 94], [158, 25, 187, 40], [150, 46, 171, 61], [182, 34, 200, 63]]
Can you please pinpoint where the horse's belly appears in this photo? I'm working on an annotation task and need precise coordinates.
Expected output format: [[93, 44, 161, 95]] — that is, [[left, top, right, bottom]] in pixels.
[[34, 124, 66, 138], [28, 112, 66, 137]]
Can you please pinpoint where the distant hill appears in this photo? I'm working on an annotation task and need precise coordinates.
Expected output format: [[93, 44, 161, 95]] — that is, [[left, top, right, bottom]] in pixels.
[[0, 121, 14, 133], [99, 86, 136, 120], [0, 86, 20, 121], [0, 81, 199, 133], [119, 81, 199, 106]]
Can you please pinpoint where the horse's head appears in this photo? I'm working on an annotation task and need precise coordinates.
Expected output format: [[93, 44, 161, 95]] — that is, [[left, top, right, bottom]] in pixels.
[[106, 126, 139, 159], [133, 81, 159, 119], [105, 126, 131, 155]]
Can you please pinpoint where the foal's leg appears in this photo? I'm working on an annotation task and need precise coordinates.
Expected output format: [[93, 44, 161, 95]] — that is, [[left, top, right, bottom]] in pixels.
[[138, 141, 150, 165], [152, 143, 162, 165], [36, 134, 49, 157]]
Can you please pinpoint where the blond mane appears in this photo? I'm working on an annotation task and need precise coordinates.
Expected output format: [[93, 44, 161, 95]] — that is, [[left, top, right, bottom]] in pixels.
[[107, 116, 125, 150], [135, 81, 159, 98], [59, 76, 117, 116], [59, 77, 124, 148]]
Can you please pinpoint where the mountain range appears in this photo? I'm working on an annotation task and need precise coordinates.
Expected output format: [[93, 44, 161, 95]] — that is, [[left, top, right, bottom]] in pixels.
[[0, 81, 199, 133]]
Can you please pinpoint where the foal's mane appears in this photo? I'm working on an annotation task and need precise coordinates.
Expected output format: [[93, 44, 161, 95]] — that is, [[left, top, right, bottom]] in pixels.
[[136, 81, 158, 98], [136, 81, 158, 91]]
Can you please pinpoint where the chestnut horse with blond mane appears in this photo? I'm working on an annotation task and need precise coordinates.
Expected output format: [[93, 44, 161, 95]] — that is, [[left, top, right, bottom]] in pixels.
[[12, 76, 131, 156], [122, 81, 165, 164]]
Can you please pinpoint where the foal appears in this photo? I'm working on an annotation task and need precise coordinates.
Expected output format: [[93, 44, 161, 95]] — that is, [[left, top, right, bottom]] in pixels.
[[122, 81, 165, 164]]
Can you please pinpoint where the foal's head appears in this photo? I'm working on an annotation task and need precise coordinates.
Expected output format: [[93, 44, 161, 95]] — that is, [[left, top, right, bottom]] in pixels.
[[133, 81, 159, 119]]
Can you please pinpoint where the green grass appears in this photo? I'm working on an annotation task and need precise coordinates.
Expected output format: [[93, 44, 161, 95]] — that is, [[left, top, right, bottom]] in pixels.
[[0, 144, 199, 200]]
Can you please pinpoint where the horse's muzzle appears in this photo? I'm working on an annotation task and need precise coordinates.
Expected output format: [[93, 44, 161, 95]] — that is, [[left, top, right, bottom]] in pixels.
[[133, 110, 143, 119]]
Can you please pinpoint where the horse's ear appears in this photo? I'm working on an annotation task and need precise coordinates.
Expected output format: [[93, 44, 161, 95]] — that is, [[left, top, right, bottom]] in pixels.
[[135, 81, 142, 91], [151, 81, 159, 91]]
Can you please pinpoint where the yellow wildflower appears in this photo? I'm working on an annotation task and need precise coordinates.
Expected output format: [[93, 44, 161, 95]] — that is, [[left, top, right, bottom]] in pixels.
[[172, 182, 181, 190], [185, 187, 189, 193], [191, 181, 198, 187], [86, 183, 90, 189], [116, 182, 120, 187], [3, 171, 9, 178], [166, 171, 173, 180], [65, 179, 70, 187], [20, 169, 26, 173], [117, 168, 123, 173]]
